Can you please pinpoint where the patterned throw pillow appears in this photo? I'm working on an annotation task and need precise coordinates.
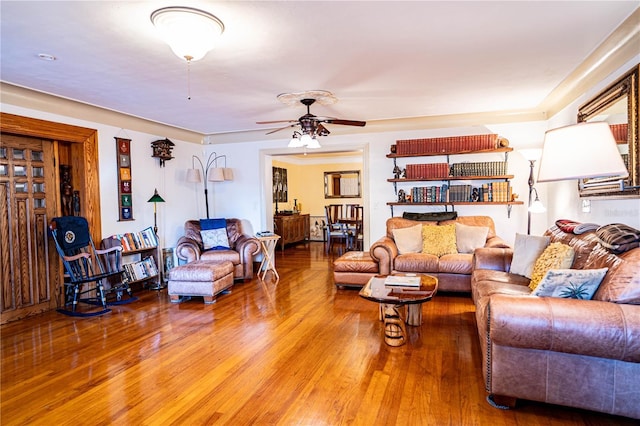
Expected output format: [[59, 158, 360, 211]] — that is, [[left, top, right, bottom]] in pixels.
[[422, 224, 457, 257], [510, 233, 551, 278], [532, 268, 608, 299], [529, 242, 575, 290], [200, 218, 230, 251], [393, 224, 423, 254], [596, 223, 640, 254]]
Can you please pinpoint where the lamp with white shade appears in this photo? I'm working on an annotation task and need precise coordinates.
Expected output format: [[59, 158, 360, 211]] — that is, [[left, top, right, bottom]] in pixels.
[[187, 152, 232, 218], [537, 122, 628, 183], [518, 148, 546, 234]]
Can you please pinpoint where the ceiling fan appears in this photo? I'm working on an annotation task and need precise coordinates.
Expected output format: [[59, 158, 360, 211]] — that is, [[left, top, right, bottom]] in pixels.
[[256, 92, 366, 148]]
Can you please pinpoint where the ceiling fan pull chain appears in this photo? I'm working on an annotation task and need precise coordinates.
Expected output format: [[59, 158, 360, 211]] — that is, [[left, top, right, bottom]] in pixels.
[[186, 56, 193, 100]]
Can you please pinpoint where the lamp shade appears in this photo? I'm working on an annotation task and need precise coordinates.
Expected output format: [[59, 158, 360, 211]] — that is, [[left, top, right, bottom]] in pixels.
[[537, 122, 628, 182], [147, 189, 165, 203], [288, 137, 304, 148], [208, 167, 225, 182], [186, 168, 202, 183], [150, 7, 224, 62], [223, 168, 234, 181], [529, 198, 546, 213], [306, 137, 321, 149]]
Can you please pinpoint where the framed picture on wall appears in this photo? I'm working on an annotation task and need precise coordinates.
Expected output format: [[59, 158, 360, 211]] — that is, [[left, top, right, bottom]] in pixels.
[[272, 167, 288, 202]]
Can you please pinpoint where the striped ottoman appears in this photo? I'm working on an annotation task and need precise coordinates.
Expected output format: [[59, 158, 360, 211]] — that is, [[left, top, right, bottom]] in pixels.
[[333, 251, 379, 288], [168, 260, 234, 304]]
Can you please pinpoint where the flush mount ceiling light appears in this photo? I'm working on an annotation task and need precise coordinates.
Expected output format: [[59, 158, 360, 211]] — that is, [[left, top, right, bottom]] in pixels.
[[150, 6, 224, 62]]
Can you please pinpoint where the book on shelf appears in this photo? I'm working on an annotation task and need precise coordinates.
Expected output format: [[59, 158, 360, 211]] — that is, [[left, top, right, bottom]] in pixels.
[[384, 275, 421, 287], [111, 228, 158, 252], [394, 134, 508, 155], [121, 255, 158, 283]]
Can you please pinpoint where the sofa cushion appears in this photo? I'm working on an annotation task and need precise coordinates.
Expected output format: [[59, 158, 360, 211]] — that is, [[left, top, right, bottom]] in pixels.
[[394, 253, 439, 272], [392, 224, 423, 254], [422, 224, 457, 256], [200, 218, 230, 250], [510, 233, 550, 278], [532, 268, 608, 299], [529, 242, 575, 290], [455, 222, 489, 254], [439, 253, 473, 274]]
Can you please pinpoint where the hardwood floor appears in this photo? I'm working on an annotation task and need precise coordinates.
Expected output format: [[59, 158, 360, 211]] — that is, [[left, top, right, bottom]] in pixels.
[[1, 242, 634, 425]]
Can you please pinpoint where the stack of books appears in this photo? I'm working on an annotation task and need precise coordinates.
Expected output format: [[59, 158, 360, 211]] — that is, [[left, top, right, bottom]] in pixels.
[[122, 256, 158, 283], [394, 134, 508, 155]]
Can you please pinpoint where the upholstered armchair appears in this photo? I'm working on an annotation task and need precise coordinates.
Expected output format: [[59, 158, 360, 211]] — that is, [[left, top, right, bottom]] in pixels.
[[175, 218, 261, 281]]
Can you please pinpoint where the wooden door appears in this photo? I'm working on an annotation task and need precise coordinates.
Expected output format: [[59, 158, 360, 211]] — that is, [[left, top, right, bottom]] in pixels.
[[0, 134, 59, 323]]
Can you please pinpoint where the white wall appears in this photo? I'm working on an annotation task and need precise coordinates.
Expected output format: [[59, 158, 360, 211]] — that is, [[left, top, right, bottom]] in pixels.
[[3, 57, 638, 249], [1, 103, 203, 249]]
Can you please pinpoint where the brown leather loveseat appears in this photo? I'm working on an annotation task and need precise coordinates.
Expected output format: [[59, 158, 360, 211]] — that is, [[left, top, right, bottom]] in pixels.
[[175, 218, 260, 281], [471, 225, 640, 419], [370, 216, 510, 292]]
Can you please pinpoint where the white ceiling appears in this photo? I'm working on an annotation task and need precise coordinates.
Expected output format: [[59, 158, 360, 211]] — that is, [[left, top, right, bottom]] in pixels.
[[1, 1, 638, 141]]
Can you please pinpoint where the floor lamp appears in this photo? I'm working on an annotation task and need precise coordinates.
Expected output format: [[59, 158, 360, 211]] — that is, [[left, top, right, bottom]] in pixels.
[[519, 149, 545, 235], [186, 152, 233, 219], [147, 189, 165, 235]]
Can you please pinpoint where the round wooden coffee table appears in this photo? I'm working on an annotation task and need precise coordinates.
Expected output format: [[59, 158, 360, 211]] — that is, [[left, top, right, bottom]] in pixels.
[[359, 273, 438, 346]]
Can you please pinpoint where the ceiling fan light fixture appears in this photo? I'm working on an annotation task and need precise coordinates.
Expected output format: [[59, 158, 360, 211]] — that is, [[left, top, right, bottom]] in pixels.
[[288, 132, 304, 148], [150, 6, 224, 62], [299, 133, 313, 146], [306, 137, 321, 149]]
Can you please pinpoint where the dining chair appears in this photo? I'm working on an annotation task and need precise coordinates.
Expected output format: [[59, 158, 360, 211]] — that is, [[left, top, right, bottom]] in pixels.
[[325, 205, 348, 253]]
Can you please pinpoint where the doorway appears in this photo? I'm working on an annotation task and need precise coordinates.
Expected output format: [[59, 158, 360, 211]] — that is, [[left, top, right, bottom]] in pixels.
[[0, 134, 59, 322]]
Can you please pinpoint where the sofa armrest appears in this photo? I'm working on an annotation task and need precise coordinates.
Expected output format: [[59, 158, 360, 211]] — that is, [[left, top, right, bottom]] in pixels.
[[473, 247, 513, 272], [370, 236, 399, 275], [485, 236, 511, 249], [176, 236, 202, 263], [488, 294, 640, 362], [235, 234, 261, 263]]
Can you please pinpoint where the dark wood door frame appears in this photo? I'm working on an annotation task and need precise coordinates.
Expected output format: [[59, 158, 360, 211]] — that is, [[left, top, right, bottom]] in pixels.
[[0, 112, 102, 241]]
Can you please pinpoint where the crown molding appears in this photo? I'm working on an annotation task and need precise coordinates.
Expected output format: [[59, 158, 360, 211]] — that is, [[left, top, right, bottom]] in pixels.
[[0, 82, 204, 144]]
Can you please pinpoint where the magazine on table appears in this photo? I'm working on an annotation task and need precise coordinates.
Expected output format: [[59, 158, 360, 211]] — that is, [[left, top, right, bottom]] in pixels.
[[384, 275, 421, 287]]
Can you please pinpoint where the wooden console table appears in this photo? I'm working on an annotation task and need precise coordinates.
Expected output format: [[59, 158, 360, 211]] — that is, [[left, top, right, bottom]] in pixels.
[[274, 213, 310, 251]]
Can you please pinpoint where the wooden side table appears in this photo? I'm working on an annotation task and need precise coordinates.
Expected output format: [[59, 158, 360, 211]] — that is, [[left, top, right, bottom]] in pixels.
[[257, 234, 280, 281]]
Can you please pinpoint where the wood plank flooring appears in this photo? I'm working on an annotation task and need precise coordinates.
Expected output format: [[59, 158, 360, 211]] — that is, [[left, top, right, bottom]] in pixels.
[[1, 242, 635, 425]]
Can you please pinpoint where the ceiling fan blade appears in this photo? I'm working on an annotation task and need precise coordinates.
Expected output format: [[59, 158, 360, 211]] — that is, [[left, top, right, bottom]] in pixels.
[[265, 124, 296, 135], [256, 119, 297, 124], [323, 118, 367, 127], [316, 123, 330, 136]]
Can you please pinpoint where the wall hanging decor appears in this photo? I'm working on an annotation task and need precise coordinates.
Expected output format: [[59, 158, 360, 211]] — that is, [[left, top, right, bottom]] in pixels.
[[151, 138, 174, 167], [272, 167, 288, 203], [116, 137, 134, 221]]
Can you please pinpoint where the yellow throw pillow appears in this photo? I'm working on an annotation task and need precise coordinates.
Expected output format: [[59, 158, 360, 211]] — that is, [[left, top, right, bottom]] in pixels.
[[422, 224, 457, 257], [529, 242, 575, 291]]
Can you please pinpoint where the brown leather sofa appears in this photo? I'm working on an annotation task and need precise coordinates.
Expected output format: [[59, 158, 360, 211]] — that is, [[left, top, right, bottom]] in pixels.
[[471, 225, 640, 419], [370, 216, 510, 292], [175, 219, 261, 281]]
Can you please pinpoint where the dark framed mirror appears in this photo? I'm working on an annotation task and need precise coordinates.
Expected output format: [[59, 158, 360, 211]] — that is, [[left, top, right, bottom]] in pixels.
[[324, 170, 361, 198], [577, 64, 639, 198]]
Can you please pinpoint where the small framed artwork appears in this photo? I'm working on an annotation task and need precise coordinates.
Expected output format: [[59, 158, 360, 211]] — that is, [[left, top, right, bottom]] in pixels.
[[119, 154, 130, 167], [162, 248, 175, 283], [121, 180, 131, 193], [121, 194, 132, 206], [119, 167, 131, 180], [121, 207, 132, 220]]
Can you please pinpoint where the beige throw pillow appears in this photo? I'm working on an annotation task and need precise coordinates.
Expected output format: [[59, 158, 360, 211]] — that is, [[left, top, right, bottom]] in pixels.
[[422, 224, 457, 257], [392, 224, 423, 254], [455, 222, 489, 254], [510, 233, 551, 278]]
